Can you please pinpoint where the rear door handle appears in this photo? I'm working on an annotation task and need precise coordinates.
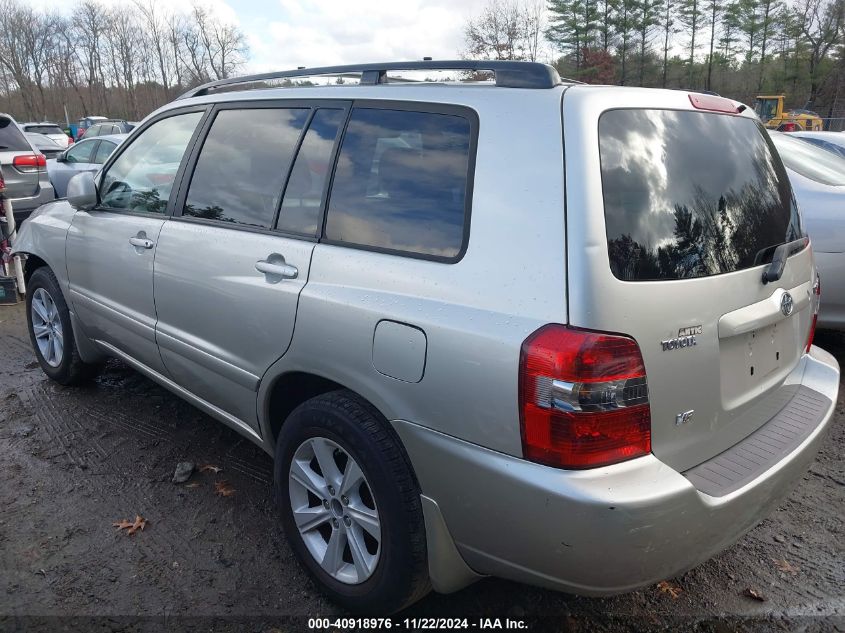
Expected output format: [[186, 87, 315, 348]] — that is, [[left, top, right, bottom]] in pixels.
[[129, 236, 154, 249], [255, 258, 298, 280]]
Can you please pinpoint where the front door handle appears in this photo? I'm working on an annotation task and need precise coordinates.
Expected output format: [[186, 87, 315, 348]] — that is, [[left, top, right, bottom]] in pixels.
[[129, 233, 154, 249], [256, 257, 298, 281]]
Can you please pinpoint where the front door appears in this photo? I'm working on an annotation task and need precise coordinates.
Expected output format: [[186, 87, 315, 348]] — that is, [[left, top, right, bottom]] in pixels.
[[66, 110, 206, 374], [153, 104, 348, 429]]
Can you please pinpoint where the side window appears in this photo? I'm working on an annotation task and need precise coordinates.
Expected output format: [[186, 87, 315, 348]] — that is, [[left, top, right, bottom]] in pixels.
[[324, 108, 472, 259], [88, 125, 101, 137], [183, 108, 309, 228], [93, 140, 116, 164], [276, 109, 344, 235], [65, 140, 95, 164], [101, 111, 203, 214]]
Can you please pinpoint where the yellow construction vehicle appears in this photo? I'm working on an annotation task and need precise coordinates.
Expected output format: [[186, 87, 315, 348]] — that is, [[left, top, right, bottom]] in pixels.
[[754, 95, 823, 131]]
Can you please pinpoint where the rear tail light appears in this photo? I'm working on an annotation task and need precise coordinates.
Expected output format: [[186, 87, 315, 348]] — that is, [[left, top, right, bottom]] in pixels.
[[12, 154, 47, 173], [519, 325, 652, 469], [807, 273, 821, 353], [782, 122, 797, 132]]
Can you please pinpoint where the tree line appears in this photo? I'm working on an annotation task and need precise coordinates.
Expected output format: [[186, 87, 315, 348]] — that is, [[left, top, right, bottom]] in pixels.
[[0, 0, 248, 124], [464, 0, 845, 117]]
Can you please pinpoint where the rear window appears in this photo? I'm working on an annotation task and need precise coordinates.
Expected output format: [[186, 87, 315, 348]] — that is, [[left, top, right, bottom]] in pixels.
[[0, 117, 31, 151], [25, 125, 64, 135], [599, 109, 803, 281]]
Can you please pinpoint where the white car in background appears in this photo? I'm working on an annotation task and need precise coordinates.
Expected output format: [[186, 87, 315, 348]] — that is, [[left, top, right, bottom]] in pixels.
[[789, 130, 845, 159], [770, 131, 845, 329], [20, 122, 73, 149]]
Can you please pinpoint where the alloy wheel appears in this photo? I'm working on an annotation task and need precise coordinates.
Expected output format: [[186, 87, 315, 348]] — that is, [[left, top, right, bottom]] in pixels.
[[288, 436, 381, 584], [31, 287, 63, 368]]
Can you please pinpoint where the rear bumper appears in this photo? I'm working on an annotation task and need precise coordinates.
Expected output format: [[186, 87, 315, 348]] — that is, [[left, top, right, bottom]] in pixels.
[[394, 346, 839, 595], [815, 251, 845, 330]]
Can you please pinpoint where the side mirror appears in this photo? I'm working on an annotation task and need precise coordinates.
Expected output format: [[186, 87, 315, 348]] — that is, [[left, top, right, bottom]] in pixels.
[[67, 172, 97, 210]]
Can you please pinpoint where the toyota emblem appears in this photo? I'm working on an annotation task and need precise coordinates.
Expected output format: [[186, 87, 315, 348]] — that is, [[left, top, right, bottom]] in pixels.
[[781, 291, 794, 316]]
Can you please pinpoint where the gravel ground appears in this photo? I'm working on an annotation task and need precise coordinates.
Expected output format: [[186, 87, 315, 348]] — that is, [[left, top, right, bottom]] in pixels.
[[0, 301, 843, 632]]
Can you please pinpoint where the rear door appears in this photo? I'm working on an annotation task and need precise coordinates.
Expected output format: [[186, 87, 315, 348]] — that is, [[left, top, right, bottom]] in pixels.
[[563, 88, 817, 472], [0, 116, 39, 199], [153, 102, 348, 430]]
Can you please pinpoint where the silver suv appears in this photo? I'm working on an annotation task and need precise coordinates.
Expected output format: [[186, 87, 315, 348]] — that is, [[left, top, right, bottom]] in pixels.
[[12, 61, 840, 613], [1, 113, 55, 223]]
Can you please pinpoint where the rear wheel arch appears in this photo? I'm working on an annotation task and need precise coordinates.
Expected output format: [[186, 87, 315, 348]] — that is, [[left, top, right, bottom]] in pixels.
[[264, 371, 347, 445]]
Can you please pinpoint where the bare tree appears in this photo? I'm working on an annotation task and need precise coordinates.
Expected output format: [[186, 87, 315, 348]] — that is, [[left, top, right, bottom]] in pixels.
[[464, 0, 544, 61]]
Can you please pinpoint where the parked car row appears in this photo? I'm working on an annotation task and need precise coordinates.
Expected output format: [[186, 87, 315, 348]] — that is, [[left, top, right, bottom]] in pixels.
[[9, 62, 843, 614]]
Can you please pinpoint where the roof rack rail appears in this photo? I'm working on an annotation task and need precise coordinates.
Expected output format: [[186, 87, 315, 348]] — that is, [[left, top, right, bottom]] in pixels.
[[178, 60, 564, 100]]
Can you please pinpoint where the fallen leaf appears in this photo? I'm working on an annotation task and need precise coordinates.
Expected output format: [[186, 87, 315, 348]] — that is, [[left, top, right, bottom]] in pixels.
[[185, 482, 201, 489], [214, 481, 235, 497], [200, 464, 223, 474], [113, 515, 148, 536], [742, 587, 766, 602], [773, 558, 799, 575], [657, 580, 682, 599]]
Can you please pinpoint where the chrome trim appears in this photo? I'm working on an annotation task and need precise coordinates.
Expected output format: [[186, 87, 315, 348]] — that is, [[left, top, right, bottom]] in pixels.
[[538, 377, 649, 413]]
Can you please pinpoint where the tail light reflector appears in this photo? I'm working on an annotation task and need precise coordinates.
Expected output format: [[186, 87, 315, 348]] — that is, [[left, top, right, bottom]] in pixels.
[[519, 325, 652, 469], [13, 154, 46, 173]]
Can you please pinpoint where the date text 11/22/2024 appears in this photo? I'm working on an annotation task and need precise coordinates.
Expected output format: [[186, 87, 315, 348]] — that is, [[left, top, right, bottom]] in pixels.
[[308, 618, 528, 630]]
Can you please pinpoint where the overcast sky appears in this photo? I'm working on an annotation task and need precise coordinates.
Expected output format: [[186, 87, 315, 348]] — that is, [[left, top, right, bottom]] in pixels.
[[35, 0, 494, 73]]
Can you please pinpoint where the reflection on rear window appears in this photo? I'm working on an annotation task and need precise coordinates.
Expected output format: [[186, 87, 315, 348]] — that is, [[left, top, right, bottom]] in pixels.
[[599, 109, 804, 281]]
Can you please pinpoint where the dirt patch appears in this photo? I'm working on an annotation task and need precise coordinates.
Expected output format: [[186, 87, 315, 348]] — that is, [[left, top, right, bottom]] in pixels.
[[1, 303, 843, 631]]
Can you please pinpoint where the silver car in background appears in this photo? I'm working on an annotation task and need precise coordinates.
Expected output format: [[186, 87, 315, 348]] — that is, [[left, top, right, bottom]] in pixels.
[[789, 130, 845, 158], [770, 131, 845, 329], [47, 134, 126, 198], [11, 61, 840, 613], [0, 113, 55, 223]]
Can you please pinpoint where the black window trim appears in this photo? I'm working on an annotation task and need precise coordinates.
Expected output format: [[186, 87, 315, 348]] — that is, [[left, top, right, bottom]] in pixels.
[[94, 104, 212, 219], [319, 99, 479, 265], [171, 98, 352, 242]]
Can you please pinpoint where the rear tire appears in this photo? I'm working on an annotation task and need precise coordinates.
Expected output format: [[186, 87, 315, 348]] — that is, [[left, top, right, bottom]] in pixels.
[[26, 267, 99, 385], [275, 390, 430, 613]]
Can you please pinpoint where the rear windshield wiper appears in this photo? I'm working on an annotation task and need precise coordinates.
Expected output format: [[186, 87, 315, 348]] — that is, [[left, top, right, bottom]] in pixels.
[[762, 237, 809, 284]]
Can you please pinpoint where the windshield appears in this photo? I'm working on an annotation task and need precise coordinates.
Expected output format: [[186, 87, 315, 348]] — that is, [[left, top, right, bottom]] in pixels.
[[770, 133, 845, 186], [599, 109, 803, 281], [755, 99, 778, 121]]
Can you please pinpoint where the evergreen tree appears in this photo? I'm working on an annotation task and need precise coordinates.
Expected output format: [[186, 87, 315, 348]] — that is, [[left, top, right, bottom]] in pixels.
[[547, 0, 599, 70], [677, 0, 703, 86]]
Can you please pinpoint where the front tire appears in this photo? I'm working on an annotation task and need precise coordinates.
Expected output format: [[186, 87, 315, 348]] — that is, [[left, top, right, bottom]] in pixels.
[[275, 390, 430, 613], [26, 267, 99, 385]]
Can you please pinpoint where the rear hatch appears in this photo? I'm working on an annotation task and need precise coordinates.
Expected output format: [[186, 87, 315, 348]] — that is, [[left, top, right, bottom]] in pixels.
[[0, 116, 40, 199], [562, 87, 817, 472]]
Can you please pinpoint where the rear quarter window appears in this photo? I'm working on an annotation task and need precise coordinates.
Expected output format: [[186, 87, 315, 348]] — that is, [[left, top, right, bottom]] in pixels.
[[324, 107, 474, 261], [599, 109, 803, 281]]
